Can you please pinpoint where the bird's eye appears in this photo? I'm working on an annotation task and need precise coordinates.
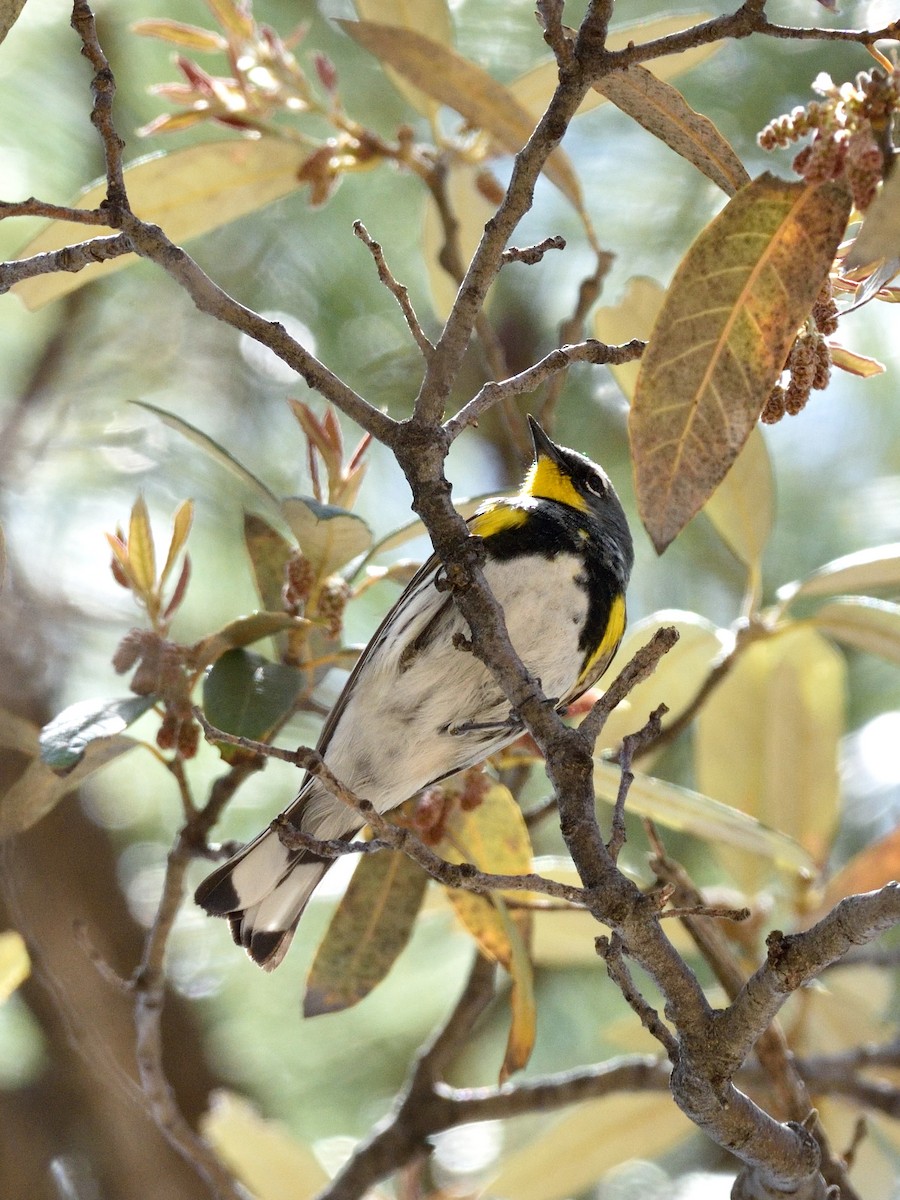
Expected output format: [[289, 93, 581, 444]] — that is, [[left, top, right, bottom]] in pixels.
[[584, 473, 605, 497]]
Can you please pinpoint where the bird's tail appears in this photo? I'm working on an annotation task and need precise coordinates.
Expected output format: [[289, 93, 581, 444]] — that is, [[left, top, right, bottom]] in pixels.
[[195, 827, 330, 971]]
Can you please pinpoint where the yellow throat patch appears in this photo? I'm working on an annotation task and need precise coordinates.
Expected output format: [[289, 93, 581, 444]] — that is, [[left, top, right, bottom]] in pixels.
[[524, 454, 589, 512]]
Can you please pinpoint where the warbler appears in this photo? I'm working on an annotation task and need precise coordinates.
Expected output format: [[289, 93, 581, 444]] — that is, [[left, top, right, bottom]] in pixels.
[[195, 417, 633, 969]]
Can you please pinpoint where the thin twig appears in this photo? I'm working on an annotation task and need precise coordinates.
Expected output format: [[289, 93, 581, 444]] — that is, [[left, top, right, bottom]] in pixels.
[[353, 220, 434, 359], [607, 704, 666, 861], [597, 932, 679, 1058], [501, 235, 566, 265], [445, 338, 645, 439], [0, 234, 134, 293], [579, 626, 678, 748], [0, 198, 110, 222]]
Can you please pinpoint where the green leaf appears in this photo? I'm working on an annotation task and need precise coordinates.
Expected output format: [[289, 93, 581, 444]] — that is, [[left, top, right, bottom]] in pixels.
[[631, 174, 851, 552], [1, 737, 140, 838], [593, 760, 816, 877], [304, 845, 428, 1016], [192, 612, 307, 669], [202, 649, 301, 742], [135, 402, 282, 517], [778, 544, 900, 607], [281, 497, 371, 579], [811, 597, 900, 664], [12, 141, 312, 309], [39, 695, 157, 773]]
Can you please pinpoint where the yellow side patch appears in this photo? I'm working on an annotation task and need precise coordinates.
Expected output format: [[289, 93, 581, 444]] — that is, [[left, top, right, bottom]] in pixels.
[[580, 591, 627, 682], [471, 503, 529, 538], [524, 455, 589, 512]]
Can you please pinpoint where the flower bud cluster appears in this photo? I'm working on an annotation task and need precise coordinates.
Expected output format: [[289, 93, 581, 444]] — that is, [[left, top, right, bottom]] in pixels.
[[758, 68, 899, 212]]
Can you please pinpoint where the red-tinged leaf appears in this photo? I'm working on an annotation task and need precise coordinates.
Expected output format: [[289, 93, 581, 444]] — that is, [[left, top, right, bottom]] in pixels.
[[820, 825, 900, 913], [304, 845, 428, 1015], [131, 19, 228, 52], [594, 65, 749, 197], [631, 173, 851, 552], [163, 554, 192, 621]]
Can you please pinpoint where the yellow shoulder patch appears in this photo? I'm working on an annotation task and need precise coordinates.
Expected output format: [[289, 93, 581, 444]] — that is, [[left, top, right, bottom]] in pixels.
[[524, 455, 588, 513], [470, 502, 529, 538]]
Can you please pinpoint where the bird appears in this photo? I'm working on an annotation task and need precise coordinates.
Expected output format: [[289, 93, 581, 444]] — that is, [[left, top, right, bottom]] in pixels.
[[195, 416, 633, 969]]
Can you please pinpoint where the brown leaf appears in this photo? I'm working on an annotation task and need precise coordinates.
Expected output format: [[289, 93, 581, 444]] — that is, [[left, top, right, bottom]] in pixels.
[[631, 173, 851, 552], [337, 19, 584, 212], [594, 65, 749, 197]]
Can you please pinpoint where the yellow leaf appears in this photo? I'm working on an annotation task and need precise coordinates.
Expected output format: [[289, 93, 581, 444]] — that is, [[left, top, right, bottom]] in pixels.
[[811, 596, 900, 664], [12, 141, 311, 309], [303, 846, 427, 1016], [695, 626, 845, 890], [160, 499, 194, 588], [594, 65, 749, 197], [437, 782, 533, 966], [0, 931, 30, 1002], [490, 1093, 690, 1200], [703, 426, 774, 569], [594, 275, 663, 403], [778, 543, 900, 607], [631, 174, 851, 552], [593, 609, 728, 758], [509, 13, 720, 120], [353, 0, 453, 118], [829, 342, 885, 378], [337, 20, 584, 212], [127, 495, 157, 596], [200, 1091, 329, 1200]]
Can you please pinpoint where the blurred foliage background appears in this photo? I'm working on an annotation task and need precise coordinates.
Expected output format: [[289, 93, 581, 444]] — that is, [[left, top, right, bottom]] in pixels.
[[1, 1, 899, 1198]]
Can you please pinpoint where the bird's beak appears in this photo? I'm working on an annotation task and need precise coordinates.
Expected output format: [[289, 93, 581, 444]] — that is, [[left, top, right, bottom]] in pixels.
[[527, 414, 564, 464]]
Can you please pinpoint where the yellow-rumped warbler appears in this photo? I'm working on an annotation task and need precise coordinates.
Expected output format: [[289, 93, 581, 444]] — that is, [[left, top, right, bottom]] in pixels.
[[195, 417, 633, 968]]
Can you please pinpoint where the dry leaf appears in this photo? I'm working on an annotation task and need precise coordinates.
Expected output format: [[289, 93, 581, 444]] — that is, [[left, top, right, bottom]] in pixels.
[[631, 173, 851, 552], [594, 64, 749, 196]]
